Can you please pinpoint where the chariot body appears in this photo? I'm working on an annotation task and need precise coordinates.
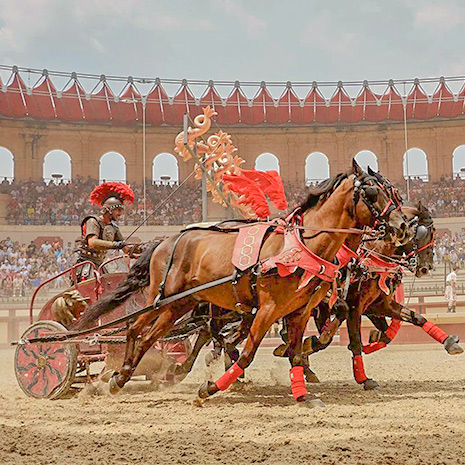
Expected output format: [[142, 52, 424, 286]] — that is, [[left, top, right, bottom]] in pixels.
[[14, 256, 193, 399]]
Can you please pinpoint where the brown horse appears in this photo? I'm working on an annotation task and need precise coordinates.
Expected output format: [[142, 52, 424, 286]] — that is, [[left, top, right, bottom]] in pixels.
[[300, 201, 461, 390], [75, 160, 409, 406]]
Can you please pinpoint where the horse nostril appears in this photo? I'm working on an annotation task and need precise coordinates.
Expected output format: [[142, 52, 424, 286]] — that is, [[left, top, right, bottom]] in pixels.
[[399, 223, 408, 240], [420, 267, 428, 275]]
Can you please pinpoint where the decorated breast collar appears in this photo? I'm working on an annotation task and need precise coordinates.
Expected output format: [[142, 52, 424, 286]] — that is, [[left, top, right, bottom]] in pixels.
[[260, 227, 340, 282], [358, 250, 402, 295]]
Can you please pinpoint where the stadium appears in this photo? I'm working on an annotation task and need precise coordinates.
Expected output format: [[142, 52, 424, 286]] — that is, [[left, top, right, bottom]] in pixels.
[[1, 63, 465, 464]]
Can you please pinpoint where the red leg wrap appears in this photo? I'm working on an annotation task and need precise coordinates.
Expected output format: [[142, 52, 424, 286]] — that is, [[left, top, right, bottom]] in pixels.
[[384, 318, 401, 341], [422, 321, 448, 344], [289, 366, 308, 400], [363, 341, 386, 354], [353, 355, 368, 383], [215, 362, 244, 391]]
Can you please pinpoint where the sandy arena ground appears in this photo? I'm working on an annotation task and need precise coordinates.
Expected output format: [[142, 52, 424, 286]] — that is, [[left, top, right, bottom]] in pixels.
[[1, 344, 465, 465]]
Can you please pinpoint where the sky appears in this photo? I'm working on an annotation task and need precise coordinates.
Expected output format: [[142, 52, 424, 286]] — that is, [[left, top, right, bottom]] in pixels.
[[1, 0, 465, 181], [2, 0, 465, 82]]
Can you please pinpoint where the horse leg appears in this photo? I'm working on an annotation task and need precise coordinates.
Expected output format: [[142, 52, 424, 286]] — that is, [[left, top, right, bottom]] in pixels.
[[366, 315, 389, 343], [174, 328, 212, 376], [198, 299, 280, 399], [347, 309, 379, 391], [286, 308, 325, 407], [273, 317, 290, 357], [368, 301, 463, 355], [109, 284, 160, 391], [110, 301, 192, 392]]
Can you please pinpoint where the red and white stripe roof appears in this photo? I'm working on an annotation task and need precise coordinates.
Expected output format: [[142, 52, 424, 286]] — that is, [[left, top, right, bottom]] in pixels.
[[1, 66, 465, 126]]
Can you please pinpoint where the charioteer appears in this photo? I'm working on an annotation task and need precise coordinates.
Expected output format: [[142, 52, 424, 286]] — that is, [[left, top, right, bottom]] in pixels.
[[76, 182, 135, 281]]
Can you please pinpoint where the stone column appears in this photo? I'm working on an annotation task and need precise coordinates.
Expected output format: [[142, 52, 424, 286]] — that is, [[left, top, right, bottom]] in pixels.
[[17, 133, 43, 181]]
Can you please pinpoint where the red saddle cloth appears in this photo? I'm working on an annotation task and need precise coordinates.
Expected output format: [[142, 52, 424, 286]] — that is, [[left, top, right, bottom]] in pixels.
[[232, 223, 273, 271], [359, 251, 401, 295]]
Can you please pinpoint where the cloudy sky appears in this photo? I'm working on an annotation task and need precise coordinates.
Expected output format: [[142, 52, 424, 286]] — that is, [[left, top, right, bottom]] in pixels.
[[1, 0, 464, 83], [1, 0, 464, 182]]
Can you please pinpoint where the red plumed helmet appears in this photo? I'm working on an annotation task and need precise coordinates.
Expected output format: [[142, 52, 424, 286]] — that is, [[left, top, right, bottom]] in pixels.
[[239, 168, 288, 210], [89, 182, 135, 207]]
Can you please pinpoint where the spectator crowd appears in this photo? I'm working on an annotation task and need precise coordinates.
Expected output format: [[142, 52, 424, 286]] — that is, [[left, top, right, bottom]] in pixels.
[[2, 174, 465, 227], [1, 176, 203, 226], [434, 232, 465, 268], [397, 175, 465, 218], [2, 174, 465, 297], [0, 237, 75, 298]]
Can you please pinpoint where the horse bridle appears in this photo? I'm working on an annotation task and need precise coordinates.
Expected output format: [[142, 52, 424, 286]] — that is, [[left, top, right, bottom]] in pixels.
[[402, 217, 435, 271], [352, 173, 402, 237]]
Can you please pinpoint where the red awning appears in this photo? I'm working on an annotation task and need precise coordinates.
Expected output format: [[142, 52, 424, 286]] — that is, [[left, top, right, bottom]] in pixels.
[[0, 69, 464, 127]]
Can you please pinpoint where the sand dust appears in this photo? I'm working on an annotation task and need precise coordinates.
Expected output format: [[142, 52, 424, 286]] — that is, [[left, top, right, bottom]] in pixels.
[[1, 344, 465, 465]]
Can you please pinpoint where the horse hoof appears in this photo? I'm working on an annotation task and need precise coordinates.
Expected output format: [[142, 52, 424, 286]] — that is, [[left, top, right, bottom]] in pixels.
[[273, 343, 289, 358], [304, 367, 320, 383], [99, 369, 113, 383], [109, 375, 122, 395], [297, 396, 325, 408], [198, 381, 218, 399], [447, 344, 464, 355], [444, 335, 464, 355], [363, 379, 380, 391]]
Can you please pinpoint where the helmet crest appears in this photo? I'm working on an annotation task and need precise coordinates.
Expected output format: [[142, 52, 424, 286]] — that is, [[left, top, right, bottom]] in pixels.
[[89, 182, 135, 208]]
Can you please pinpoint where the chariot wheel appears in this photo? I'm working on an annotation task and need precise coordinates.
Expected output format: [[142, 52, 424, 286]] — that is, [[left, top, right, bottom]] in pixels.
[[14, 321, 78, 400], [152, 339, 192, 384]]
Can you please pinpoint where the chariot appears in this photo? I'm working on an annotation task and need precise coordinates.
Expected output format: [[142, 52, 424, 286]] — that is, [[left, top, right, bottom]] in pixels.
[[13, 256, 193, 399]]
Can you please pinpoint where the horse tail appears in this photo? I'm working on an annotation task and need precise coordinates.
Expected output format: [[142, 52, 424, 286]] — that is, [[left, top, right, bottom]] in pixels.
[[72, 241, 161, 330]]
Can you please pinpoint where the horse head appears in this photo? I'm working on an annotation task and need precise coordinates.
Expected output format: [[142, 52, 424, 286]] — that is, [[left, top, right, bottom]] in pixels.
[[399, 200, 435, 277], [351, 160, 410, 245]]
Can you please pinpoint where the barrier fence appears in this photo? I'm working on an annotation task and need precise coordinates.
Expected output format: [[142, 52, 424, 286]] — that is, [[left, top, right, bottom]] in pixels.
[[2, 296, 465, 348]]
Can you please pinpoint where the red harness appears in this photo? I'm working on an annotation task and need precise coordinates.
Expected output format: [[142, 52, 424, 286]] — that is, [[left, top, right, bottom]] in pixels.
[[405, 239, 435, 257], [260, 227, 341, 281], [260, 226, 352, 307], [358, 250, 401, 295], [336, 243, 359, 268]]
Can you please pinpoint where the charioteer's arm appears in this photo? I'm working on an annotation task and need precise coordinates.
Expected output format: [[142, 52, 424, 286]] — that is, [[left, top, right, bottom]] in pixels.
[[85, 218, 125, 250], [87, 236, 125, 250]]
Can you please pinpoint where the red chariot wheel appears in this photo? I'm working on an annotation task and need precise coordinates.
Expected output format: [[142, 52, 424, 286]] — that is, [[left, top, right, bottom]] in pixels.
[[14, 321, 78, 399]]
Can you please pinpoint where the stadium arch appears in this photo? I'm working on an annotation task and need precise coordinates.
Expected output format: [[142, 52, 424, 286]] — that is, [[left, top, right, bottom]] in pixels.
[[152, 153, 179, 185], [255, 153, 280, 173], [0, 147, 14, 182], [403, 148, 429, 181], [305, 152, 330, 185], [99, 152, 127, 183], [43, 150, 72, 184], [355, 150, 378, 172], [452, 145, 465, 179]]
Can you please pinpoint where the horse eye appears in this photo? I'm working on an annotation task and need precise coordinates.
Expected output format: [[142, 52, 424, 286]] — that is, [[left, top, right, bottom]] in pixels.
[[364, 187, 378, 203], [416, 225, 428, 240]]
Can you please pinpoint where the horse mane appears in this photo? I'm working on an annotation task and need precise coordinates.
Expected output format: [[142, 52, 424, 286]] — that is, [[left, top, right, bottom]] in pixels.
[[300, 171, 351, 213], [404, 200, 433, 225], [415, 200, 433, 225]]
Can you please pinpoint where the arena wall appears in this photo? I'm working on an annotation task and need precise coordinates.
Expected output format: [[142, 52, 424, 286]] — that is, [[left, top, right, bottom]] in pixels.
[[1, 117, 465, 185], [0, 224, 181, 245]]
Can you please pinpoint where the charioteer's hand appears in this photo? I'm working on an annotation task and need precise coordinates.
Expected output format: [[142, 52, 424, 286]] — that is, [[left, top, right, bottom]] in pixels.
[[122, 243, 144, 257], [112, 240, 126, 250]]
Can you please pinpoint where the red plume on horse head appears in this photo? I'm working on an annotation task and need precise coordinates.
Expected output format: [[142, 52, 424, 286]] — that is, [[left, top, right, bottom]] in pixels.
[[89, 182, 135, 207], [239, 168, 288, 210]]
